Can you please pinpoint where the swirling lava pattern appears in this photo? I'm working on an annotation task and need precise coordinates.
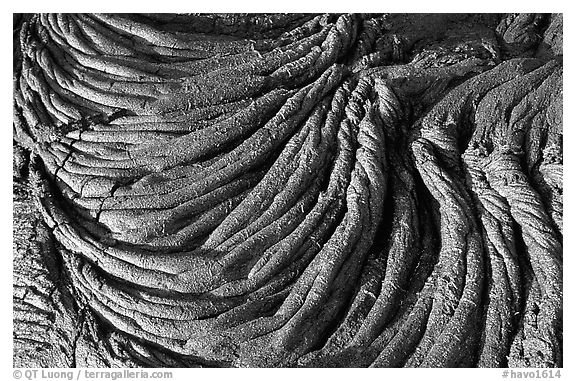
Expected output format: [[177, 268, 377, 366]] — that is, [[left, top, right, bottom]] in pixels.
[[13, 14, 562, 367]]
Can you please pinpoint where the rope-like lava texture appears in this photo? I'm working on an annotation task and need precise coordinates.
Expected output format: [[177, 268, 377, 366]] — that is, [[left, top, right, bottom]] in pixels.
[[13, 13, 562, 367]]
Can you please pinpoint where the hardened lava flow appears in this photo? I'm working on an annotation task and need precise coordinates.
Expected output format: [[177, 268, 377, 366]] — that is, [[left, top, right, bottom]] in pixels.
[[13, 13, 562, 368]]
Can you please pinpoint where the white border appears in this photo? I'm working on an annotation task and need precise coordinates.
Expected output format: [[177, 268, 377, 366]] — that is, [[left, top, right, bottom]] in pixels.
[[3, 5, 571, 379]]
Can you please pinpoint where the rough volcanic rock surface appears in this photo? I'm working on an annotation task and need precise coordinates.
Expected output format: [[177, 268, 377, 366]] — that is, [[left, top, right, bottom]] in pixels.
[[13, 13, 563, 368]]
